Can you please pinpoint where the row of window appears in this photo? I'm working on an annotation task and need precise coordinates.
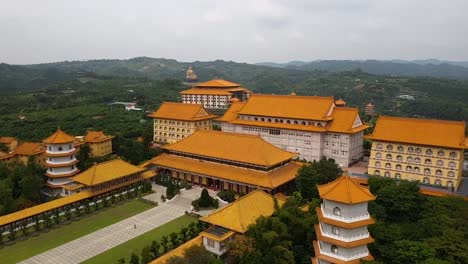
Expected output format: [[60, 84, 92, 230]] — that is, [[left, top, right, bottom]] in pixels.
[[155, 120, 209, 126], [376, 143, 458, 158], [239, 115, 326, 127], [374, 163, 456, 177], [241, 126, 314, 138], [157, 127, 193, 133], [374, 153, 457, 168], [374, 170, 455, 187]]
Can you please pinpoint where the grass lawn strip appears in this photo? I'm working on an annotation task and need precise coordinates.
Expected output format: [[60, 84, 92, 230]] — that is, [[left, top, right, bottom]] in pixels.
[[82, 215, 197, 264], [0, 199, 153, 264]]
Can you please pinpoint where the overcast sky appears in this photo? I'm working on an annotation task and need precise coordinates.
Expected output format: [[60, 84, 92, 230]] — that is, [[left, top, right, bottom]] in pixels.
[[1, 0, 467, 64]]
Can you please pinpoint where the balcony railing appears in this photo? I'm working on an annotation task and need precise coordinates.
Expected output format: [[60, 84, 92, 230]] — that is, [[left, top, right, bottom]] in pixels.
[[321, 205, 370, 223], [46, 158, 77, 165], [46, 148, 76, 155], [319, 225, 370, 242], [319, 242, 369, 261]]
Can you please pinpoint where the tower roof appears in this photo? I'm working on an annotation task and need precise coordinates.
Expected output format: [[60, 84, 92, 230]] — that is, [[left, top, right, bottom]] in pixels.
[[43, 128, 75, 144], [335, 98, 346, 106], [317, 175, 375, 204]]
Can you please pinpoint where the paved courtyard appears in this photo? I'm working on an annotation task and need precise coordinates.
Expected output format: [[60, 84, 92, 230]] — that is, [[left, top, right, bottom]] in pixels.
[[19, 184, 224, 264]]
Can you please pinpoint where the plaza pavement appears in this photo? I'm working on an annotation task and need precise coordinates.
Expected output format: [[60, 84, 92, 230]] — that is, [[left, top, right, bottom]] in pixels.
[[19, 184, 223, 264]]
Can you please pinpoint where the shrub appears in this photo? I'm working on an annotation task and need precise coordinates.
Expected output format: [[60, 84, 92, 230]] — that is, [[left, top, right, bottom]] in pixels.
[[217, 190, 236, 202], [179, 180, 188, 189]]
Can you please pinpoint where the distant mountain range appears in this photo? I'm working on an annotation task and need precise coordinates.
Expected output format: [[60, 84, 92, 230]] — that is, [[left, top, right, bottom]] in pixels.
[[256, 59, 468, 79]]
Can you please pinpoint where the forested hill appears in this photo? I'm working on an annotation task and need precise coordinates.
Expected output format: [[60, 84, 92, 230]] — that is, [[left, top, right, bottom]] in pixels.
[[1, 57, 468, 123], [256, 60, 468, 80]]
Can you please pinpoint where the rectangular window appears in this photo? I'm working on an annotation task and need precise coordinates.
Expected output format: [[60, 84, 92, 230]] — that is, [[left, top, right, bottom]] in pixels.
[[207, 238, 215, 248]]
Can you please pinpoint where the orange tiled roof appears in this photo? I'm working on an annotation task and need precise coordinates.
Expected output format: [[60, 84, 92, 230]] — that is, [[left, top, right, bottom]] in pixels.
[[317, 174, 376, 204], [14, 142, 45, 155], [150, 153, 301, 189], [43, 128, 75, 144], [0, 137, 16, 144], [163, 130, 297, 167], [335, 98, 346, 106], [200, 190, 284, 233], [180, 87, 250, 95], [219, 100, 367, 134], [365, 116, 467, 149], [147, 102, 217, 121], [73, 159, 145, 186], [84, 131, 114, 143], [237, 94, 335, 121], [216, 102, 247, 122], [194, 79, 240, 88], [326, 107, 369, 134], [0, 191, 93, 226]]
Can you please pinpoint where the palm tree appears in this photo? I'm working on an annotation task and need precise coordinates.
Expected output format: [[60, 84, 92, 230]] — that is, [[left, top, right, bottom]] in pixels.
[[169, 232, 179, 249], [161, 236, 169, 253], [150, 240, 160, 259], [179, 227, 189, 242]]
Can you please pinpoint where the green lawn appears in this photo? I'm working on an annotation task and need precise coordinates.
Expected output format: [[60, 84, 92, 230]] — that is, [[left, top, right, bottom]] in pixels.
[[82, 215, 197, 264], [0, 199, 153, 264]]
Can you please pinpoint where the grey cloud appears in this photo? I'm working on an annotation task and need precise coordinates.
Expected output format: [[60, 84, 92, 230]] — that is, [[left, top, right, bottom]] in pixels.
[[0, 0, 467, 64]]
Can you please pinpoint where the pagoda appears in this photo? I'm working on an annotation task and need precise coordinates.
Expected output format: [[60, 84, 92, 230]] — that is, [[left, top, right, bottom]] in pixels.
[[186, 65, 198, 82], [335, 98, 346, 107], [312, 174, 375, 264], [43, 128, 80, 196], [365, 102, 375, 116]]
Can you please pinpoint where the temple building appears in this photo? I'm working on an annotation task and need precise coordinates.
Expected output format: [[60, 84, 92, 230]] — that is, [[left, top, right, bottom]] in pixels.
[[151, 190, 284, 263], [72, 159, 150, 194], [185, 65, 198, 82], [43, 128, 80, 196], [180, 79, 251, 109], [335, 98, 346, 107], [313, 174, 375, 264], [148, 102, 217, 144], [366, 116, 467, 190], [13, 142, 46, 165], [0, 136, 18, 151], [219, 94, 369, 167], [365, 102, 375, 116], [146, 130, 302, 194], [200, 190, 285, 256], [83, 130, 114, 157]]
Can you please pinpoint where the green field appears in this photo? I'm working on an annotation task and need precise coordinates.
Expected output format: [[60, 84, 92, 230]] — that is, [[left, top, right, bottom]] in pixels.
[[82, 215, 197, 264], [0, 199, 153, 264]]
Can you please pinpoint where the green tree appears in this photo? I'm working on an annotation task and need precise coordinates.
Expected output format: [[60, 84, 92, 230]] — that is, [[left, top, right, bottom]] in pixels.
[[129, 253, 139, 264], [295, 158, 342, 200], [150, 240, 160, 259], [140, 245, 152, 264]]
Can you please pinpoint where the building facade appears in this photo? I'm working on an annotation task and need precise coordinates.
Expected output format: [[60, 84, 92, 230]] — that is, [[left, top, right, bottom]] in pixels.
[[148, 102, 217, 144], [147, 130, 302, 194], [180, 79, 251, 109], [43, 129, 80, 196], [219, 94, 369, 167], [313, 175, 375, 264], [366, 116, 467, 190], [83, 131, 114, 157]]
